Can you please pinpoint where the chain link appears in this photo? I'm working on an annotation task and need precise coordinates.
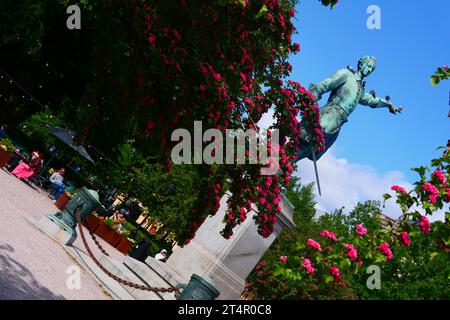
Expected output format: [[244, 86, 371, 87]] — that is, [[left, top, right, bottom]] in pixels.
[[76, 209, 180, 294]]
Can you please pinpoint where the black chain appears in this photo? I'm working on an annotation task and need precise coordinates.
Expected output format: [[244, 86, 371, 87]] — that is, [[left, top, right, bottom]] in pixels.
[[76, 209, 180, 294]]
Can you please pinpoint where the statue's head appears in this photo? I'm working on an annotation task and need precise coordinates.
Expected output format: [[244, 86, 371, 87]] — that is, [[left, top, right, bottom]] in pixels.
[[358, 56, 376, 77]]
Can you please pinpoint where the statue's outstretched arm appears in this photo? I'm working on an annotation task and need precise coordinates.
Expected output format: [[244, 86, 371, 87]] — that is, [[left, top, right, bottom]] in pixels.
[[360, 93, 398, 114], [309, 69, 347, 102]]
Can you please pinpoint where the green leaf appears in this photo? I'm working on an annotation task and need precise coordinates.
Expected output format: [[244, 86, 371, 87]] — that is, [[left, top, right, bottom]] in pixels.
[[431, 159, 442, 167], [429, 252, 438, 260], [443, 237, 450, 246], [411, 166, 426, 178], [382, 193, 392, 207], [430, 75, 440, 86], [273, 268, 285, 277], [325, 275, 334, 284], [383, 193, 392, 201], [255, 4, 268, 19], [375, 255, 386, 264]]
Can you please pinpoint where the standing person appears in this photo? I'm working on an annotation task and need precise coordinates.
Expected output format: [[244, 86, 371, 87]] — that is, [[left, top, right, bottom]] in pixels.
[[12, 150, 43, 179], [49, 168, 66, 201]]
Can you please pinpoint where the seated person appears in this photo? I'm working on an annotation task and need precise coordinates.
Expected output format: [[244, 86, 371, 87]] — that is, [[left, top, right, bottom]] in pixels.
[[49, 168, 66, 201], [111, 210, 127, 235], [154, 249, 168, 262], [12, 150, 43, 180]]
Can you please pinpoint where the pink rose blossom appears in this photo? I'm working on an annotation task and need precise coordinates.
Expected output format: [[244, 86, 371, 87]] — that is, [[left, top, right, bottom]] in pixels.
[[344, 244, 358, 261], [329, 266, 341, 282], [423, 183, 439, 204], [429, 195, 437, 204], [433, 169, 446, 184], [377, 242, 393, 261], [419, 215, 431, 234], [302, 258, 315, 274], [356, 224, 368, 237], [400, 231, 411, 247], [320, 229, 338, 241], [391, 185, 408, 195], [306, 239, 322, 252], [279, 256, 287, 263]]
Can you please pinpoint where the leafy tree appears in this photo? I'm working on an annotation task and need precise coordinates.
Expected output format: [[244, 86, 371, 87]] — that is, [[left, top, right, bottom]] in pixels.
[[1, 0, 332, 245]]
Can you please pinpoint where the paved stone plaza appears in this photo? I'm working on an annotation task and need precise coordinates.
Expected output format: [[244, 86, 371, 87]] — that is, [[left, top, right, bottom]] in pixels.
[[0, 168, 120, 300]]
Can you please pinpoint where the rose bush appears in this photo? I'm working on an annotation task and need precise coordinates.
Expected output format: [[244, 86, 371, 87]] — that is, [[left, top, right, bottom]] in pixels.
[[248, 145, 450, 299]]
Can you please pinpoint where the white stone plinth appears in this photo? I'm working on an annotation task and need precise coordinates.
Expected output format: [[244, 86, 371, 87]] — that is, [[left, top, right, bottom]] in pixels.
[[34, 215, 76, 245], [166, 192, 295, 300]]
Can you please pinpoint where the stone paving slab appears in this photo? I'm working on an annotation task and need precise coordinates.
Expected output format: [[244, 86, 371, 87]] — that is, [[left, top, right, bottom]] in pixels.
[[0, 168, 119, 300]]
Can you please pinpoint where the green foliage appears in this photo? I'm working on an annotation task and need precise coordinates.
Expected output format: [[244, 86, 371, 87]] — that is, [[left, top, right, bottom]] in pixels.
[[0, 0, 46, 58], [284, 176, 317, 223], [430, 66, 450, 86], [0, 0, 333, 246], [319, 0, 339, 9], [20, 108, 67, 145], [247, 147, 450, 300], [0, 138, 16, 154]]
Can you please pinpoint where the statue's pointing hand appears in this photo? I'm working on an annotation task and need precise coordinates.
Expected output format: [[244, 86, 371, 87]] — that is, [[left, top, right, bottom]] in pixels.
[[388, 102, 398, 115], [385, 96, 399, 115]]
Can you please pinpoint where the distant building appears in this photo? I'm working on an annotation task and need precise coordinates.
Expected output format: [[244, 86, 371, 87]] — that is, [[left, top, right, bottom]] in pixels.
[[377, 212, 396, 229]]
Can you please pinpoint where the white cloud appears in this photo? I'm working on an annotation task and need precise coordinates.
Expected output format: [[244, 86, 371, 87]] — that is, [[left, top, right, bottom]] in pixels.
[[257, 108, 275, 129], [256, 108, 446, 222], [295, 149, 446, 222]]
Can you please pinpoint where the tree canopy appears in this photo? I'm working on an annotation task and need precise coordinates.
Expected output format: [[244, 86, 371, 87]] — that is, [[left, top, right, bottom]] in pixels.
[[0, 0, 338, 244]]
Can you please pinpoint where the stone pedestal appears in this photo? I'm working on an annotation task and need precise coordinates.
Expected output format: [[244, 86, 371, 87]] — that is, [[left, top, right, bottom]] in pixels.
[[165, 192, 295, 300], [34, 214, 76, 245]]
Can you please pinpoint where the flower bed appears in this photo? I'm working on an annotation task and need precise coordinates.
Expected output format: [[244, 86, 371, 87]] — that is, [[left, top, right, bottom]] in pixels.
[[82, 214, 134, 254]]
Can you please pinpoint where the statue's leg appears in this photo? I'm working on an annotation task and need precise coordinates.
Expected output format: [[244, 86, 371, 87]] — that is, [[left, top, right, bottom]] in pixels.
[[318, 105, 344, 135], [306, 131, 340, 161], [294, 136, 312, 163], [294, 104, 342, 163]]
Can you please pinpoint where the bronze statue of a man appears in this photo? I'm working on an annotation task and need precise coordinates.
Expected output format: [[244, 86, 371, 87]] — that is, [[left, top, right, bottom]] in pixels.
[[295, 56, 400, 162]]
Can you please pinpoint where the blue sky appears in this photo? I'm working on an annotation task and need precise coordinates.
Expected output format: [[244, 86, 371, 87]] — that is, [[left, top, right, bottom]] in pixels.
[[257, 0, 449, 218], [290, 0, 449, 180]]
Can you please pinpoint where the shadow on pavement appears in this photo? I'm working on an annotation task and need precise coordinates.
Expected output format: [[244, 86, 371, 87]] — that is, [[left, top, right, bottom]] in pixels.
[[0, 244, 14, 253], [0, 250, 66, 300]]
